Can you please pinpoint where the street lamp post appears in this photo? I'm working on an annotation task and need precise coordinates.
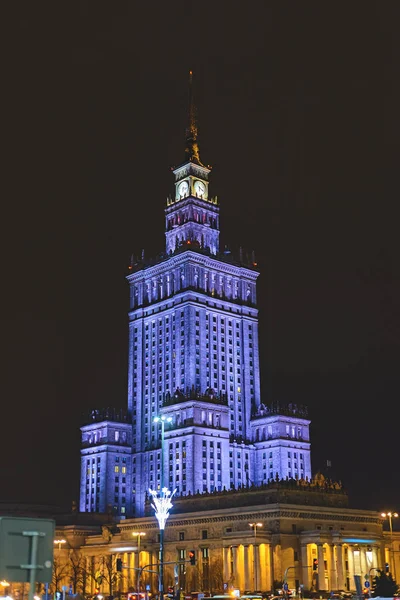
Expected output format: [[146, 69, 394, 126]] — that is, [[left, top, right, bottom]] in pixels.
[[154, 416, 172, 494], [249, 523, 262, 591], [151, 415, 174, 600], [132, 532, 146, 595], [381, 512, 398, 581]]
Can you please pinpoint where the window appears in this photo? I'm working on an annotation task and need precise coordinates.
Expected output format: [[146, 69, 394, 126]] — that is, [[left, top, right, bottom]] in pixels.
[[179, 532, 185, 541], [202, 530, 208, 539]]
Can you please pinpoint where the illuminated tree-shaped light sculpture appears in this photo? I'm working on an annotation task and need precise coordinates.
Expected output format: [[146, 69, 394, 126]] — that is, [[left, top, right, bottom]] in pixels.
[[149, 486, 176, 598]]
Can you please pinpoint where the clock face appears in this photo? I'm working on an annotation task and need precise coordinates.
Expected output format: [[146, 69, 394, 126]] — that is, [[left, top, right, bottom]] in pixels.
[[194, 180, 206, 197], [178, 180, 189, 197]]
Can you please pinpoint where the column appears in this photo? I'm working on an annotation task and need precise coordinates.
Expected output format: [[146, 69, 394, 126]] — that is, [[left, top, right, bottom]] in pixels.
[[127, 552, 134, 589], [118, 554, 124, 593], [132, 550, 140, 589], [269, 544, 275, 590], [300, 544, 309, 590], [223, 547, 230, 584], [123, 552, 129, 592], [379, 542, 386, 570], [348, 547, 355, 587], [361, 548, 367, 579], [244, 546, 250, 591], [259, 544, 270, 591], [147, 550, 155, 594], [318, 544, 326, 590], [372, 546, 380, 571], [232, 546, 239, 588], [329, 545, 337, 590], [88, 557, 94, 595], [237, 545, 244, 592], [336, 545, 345, 590], [254, 544, 260, 591]]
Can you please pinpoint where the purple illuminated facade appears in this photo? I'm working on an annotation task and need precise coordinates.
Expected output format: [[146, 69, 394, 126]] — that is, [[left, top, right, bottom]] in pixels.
[[80, 77, 312, 517]]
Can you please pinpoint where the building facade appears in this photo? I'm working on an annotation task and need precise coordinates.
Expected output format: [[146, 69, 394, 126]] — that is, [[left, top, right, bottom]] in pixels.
[[80, 74, 312, 519], [58, 486, 400, 597], [74, 77, 399, 597]]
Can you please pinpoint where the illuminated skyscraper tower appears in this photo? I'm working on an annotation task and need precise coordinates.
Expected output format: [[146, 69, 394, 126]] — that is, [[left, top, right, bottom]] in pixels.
[[80, 73, 312, 517]]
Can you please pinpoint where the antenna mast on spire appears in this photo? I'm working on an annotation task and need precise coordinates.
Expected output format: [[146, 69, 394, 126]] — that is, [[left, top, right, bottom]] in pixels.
[[185, 70, 203, 166]]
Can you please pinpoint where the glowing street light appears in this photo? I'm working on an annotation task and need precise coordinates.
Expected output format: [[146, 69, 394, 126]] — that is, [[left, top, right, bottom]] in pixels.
[[249, 523, 263, 591], [381, 511, 398, 580], [54, 538, 66, 551], [150, 414, 174, 599], [132, 530, 146, 552]]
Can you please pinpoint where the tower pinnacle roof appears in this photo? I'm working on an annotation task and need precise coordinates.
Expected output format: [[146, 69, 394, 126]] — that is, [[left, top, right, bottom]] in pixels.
[[184, 71, 203, 166]]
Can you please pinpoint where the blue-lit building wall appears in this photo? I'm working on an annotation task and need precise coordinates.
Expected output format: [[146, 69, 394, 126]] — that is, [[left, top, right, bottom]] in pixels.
[[80, 414, 133, 516], [80, 124, 312, 518]]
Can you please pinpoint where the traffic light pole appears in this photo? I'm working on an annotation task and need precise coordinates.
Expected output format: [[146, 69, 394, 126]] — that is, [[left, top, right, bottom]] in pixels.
[[283, 566, 295, 599]]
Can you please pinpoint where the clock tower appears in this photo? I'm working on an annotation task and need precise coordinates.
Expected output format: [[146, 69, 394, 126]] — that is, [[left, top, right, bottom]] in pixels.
[[165, 71, 219, 256]]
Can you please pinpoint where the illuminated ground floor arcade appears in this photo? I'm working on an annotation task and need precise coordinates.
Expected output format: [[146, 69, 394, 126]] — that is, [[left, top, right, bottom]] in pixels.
[[57, 490, 399, 597]]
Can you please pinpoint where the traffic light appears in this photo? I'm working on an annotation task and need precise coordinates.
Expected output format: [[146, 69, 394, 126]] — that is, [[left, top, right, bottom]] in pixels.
[[313, 558, 318, 571], [116, 558, 123, 572], [385, 562, 389, 574], [188, 550, 196, 565]]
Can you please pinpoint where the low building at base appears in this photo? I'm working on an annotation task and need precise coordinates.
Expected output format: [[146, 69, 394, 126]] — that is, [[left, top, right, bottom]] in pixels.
[[59, 478, 399, 597]]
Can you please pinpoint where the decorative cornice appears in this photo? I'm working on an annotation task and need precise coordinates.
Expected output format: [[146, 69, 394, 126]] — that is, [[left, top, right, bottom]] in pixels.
[[127, 251, 259, 283], [117, 505, 379, 533]]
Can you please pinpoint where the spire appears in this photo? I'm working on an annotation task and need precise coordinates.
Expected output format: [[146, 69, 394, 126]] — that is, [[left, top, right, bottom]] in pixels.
[[185, 71, 203, 166]]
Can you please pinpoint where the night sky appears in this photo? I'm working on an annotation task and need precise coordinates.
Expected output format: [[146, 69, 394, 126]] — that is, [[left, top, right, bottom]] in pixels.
[[1, 3, 399, 517]]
